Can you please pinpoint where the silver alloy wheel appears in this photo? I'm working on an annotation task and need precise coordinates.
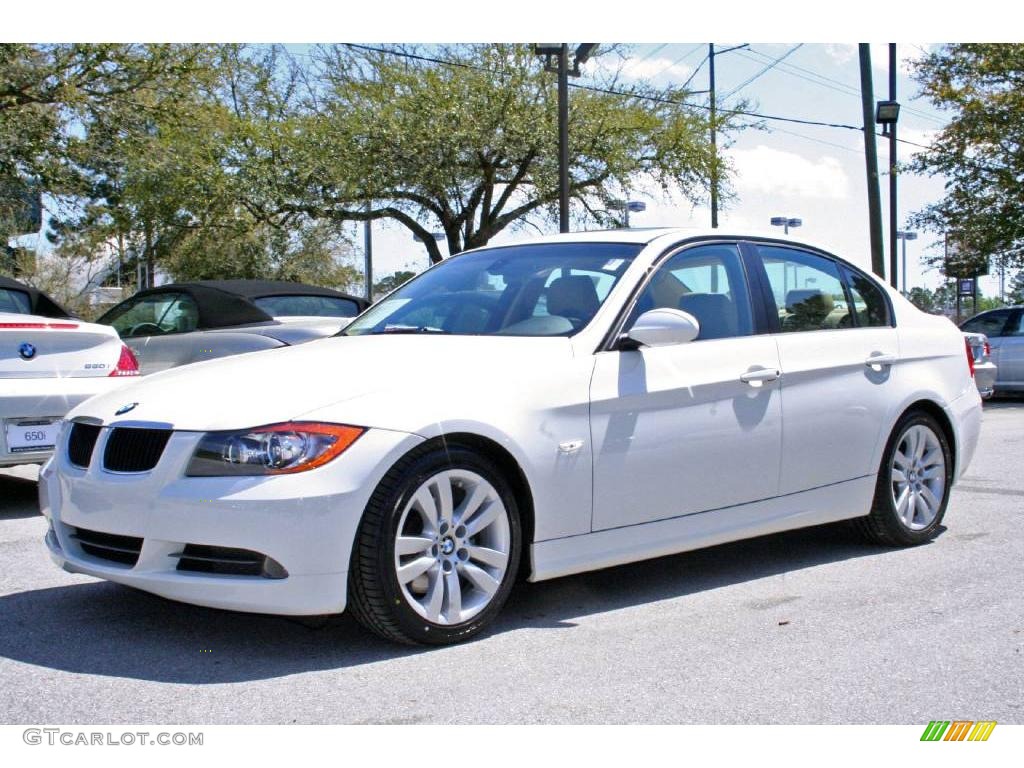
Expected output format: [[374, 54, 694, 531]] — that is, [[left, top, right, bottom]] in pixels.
[[890, 424, 947, 531], [393, 469, 511, 626]]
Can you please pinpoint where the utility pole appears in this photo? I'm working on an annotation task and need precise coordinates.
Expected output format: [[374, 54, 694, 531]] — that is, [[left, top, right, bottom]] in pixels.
[[706, 43, 748, 229], [363, 200, 373, 301], [859, 44, 886, 279], [888, 43, 898, 289], [535, 44, 599, 233], [709, 43, 717, 229]]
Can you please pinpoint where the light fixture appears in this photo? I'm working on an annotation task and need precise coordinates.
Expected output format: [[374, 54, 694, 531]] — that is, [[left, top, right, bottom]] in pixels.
[[770, 217, 802, 235]]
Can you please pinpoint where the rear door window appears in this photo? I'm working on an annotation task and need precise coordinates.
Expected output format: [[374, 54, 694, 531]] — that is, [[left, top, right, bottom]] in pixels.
[[756, 246, 850, 331], [841, 267, 892, 327]]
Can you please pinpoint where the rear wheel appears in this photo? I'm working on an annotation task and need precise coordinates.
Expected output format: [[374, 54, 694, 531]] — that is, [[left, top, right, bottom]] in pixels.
[[858, 411, 953, 546], [348, 444, 521, 645]]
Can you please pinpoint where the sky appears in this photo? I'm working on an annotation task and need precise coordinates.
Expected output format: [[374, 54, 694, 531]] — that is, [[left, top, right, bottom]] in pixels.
[[363, 41, 977, 295], [6, 1, 1013, 299]]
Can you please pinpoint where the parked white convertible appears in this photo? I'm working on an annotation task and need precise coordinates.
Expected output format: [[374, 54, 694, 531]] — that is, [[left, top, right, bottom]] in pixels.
[[2, 277, 139, 467], [40, 230, 982, 644]]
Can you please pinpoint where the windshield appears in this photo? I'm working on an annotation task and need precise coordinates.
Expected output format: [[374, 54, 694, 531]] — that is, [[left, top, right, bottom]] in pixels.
[[344, 242, 642, 337]]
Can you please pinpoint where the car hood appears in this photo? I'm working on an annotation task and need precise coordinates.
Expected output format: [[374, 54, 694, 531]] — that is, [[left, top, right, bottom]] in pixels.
[[69, 334, 577, 432]]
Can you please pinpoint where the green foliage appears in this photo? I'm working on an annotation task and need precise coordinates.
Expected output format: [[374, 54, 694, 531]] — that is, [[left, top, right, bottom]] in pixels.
[[908, 44, 1024, 274], [248, 44, 730, 262], [906, 286, 938, 313], [1007, 271, 1024, 305], [3, 43, 733, 288], [373, 270, 417, 298]]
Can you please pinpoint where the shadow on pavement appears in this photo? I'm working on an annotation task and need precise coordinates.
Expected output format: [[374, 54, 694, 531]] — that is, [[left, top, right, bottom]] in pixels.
[[983, 394, 1024, 410], [0, 521, 908, 684], [0, 475, 41, 520]]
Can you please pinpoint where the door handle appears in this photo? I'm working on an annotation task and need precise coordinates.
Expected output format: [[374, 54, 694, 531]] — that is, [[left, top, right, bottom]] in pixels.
[[864, 353, 898, 369], [740, 368, 780, 386]]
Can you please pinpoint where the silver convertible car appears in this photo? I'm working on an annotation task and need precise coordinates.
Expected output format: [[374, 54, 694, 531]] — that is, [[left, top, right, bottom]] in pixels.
[[42, 230, 982, 645], [96, 280, 369, 375]]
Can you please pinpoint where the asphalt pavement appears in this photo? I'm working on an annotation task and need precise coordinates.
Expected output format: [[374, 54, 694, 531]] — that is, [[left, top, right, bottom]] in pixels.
[[1, 400, 1021, 724]]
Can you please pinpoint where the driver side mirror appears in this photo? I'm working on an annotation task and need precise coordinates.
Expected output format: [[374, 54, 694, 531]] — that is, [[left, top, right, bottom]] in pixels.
[[621, 308, 700, 348]]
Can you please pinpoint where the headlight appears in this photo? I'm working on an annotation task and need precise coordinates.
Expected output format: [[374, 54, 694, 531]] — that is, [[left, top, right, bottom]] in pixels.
[[186, 422, 365, 477]]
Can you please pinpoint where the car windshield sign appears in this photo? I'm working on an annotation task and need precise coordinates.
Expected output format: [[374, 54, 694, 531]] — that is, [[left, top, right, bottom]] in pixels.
[[344, 242, 642, 337]]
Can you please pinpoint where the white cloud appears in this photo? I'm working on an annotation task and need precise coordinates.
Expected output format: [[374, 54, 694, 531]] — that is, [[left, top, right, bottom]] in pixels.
[[727, 145, 850, 200], [824, 43, 933, 76], [896, 126, 939, 162], [583, 55, 693, 85]]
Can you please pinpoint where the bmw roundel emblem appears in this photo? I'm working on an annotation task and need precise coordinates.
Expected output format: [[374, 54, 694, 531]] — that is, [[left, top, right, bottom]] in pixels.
[[115, 402, 139, 416], [18, 342, 36, 360]]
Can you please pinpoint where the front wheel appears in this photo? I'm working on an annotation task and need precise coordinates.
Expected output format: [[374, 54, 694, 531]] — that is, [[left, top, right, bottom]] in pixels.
[[348, 444, 521, 645], [857, 411, 953, 546]]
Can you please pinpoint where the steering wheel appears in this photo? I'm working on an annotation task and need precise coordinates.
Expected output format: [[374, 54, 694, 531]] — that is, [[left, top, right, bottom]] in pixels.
[[126, 322, 164, 337]]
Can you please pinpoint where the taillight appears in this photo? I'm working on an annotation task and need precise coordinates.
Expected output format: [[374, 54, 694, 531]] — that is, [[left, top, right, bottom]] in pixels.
[[964, 337, 975, 377], [984, 340, 991, 357], [109, 344, 140, 377]]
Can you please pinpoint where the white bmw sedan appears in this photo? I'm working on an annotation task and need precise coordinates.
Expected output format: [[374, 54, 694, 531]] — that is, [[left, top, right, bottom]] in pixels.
[[40, 230, 982, 644]]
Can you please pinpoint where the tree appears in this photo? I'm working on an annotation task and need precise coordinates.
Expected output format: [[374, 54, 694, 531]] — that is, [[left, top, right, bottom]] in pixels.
[[908, 45, 1024, 273], [373, 270, 417, 298], [244, 44, 733, 263], [1, 44, 215, 230], [1007, 271, 1024, 305], [906, 286, 937, 313]]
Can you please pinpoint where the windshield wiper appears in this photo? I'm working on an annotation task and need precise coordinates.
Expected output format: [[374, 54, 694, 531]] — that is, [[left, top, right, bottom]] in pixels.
[[371, 324, 449, 335]]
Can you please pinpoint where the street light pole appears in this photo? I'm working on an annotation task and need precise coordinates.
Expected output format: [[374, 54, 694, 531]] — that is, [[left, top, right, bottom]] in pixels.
[[557, 44, 570, 233], [896, 230, 917, 293], [535, 44, 599, 234], [709, 43, 717, 229]]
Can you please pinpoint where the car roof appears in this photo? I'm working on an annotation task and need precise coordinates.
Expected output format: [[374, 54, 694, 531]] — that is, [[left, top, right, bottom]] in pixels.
[[103, 279, 369, 331], [0, 275, 72, 319], [189, 279, 367, 306], [491, 227, 838, 253]]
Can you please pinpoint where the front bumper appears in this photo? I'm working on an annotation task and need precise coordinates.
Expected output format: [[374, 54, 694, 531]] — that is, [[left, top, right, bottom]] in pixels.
[[1, 376, 131, 466], [40, 424, 423, 615]]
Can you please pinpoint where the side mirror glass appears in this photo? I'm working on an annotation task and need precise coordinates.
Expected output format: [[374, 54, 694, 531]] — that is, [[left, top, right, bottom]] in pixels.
[[625, 308, 700, 348]]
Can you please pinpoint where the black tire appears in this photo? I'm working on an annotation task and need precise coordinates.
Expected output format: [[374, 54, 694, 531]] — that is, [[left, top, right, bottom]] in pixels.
[[347, 443, 522, 645], [857, 410, 953, 547]]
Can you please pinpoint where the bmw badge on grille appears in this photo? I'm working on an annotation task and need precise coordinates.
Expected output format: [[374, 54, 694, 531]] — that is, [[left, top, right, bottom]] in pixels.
[[115, 402, 139, 416], [18, 342, 36, 360]]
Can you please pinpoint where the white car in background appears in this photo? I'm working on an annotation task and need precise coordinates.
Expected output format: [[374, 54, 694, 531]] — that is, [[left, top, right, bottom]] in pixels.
[[40, 230, 982, 645], [1, 277, 139, 467]]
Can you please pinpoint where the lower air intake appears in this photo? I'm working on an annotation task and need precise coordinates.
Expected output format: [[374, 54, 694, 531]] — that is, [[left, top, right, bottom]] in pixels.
[[174, 544, 288, 579]]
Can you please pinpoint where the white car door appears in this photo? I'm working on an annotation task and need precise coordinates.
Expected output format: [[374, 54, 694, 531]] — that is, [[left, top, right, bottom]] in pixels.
[[750, 244, 899, 495], [590, 242, 783, 531]]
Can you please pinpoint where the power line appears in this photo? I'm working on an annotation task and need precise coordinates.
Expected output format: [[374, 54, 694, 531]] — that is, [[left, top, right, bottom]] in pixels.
[[339, 43, 1008, 175], [723, 43, 803, 98], [679, 53, 709, 90], [647, 43, 706, 81], [740, 46, 945, 126], [632, 43, 668, 65]]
